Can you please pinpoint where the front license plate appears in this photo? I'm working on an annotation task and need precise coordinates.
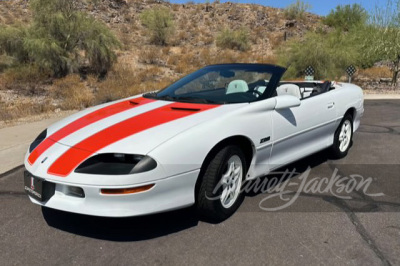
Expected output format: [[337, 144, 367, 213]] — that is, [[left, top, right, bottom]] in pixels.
[[24, 171, 55, 202]]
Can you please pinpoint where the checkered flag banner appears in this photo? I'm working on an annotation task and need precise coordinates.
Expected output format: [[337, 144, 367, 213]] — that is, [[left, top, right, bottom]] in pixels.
[[346, 65, 356, 77], [304, 66, 315, 76]]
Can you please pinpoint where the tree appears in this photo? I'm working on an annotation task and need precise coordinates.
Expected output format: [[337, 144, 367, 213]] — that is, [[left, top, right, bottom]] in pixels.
[[364, 0, 400, 86], [140, 7, 174, 45], [284, 0, 311, 20], [323, 4, 368, 31], [278, 30, 361, 80], [0, 0, 120, 77]]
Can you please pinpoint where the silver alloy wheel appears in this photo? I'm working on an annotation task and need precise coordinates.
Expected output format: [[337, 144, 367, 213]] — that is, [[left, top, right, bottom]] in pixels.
[[220, 155, 243, 209], [339, 120, 352, 152]]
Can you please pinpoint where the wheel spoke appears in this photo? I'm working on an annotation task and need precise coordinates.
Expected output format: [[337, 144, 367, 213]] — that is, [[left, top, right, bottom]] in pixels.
[[220, 187, 229, 204], [219, 154, 243, 209]]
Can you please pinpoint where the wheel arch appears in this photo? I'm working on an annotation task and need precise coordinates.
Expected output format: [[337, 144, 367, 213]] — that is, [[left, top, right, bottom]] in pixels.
[[194, 135, 255, 200], [345, 107, 356, 120]]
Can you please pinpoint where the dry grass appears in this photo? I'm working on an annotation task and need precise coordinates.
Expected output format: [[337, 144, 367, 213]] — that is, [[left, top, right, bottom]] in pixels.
[[358, 66, 392, 80], [139, 46, 162, 65], [52, 75, 95, 110], [0, 65, 50, 94], [0, 99, 55, 122], [269, 32, 285, 50], [95, 64, 141, 104]]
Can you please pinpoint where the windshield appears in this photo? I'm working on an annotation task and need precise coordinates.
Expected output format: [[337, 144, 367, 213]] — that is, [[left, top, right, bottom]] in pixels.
[[144, 64, 285, 104]]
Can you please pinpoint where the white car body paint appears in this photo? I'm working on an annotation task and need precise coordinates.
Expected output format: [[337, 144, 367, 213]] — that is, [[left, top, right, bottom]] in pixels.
[[24, 81, 364, 217]]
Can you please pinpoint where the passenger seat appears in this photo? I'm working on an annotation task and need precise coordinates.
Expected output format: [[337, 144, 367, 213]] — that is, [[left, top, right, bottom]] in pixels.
[[276, 84, 301, 99]]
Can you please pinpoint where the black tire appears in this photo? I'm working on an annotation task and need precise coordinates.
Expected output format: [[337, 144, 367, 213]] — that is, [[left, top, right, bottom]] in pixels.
[[330, 114, 353, 159], [196, 145, 246, 222]]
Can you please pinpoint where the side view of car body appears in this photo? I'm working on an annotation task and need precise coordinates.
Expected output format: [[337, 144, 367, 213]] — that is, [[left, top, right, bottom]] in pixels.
[[24, 64, 364, 221]]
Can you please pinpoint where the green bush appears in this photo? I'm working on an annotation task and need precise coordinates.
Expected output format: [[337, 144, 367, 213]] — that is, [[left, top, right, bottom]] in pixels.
[[284, 0, 311, 20], [323, 4, 368, 31], [363, 0, 400, 85], [0, 25, 29, 63], [140, 7, 174, 45], [216, 28, 250, 51], [0, 0, 120, 77], [278, 30, 361, 80]]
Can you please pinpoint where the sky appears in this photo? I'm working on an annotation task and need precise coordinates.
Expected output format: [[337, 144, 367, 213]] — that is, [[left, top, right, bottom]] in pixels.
[[169, 0, 383, 16]]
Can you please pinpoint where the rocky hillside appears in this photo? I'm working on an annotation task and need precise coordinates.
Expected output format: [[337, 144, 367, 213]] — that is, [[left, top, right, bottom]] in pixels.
[[0, 0, 326, 123], [0, 0, 323, 67]]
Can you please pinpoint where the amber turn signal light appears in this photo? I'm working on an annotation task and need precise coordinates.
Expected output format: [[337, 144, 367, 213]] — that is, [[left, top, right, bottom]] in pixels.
[[101, 184, 155, 195]]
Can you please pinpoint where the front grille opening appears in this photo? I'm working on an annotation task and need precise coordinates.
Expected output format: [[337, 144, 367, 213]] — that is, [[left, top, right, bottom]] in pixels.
[[66, 186, 85, 198]]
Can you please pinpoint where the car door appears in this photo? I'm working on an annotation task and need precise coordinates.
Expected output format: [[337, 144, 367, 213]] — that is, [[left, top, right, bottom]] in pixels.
[[269, 92, 337, 170]]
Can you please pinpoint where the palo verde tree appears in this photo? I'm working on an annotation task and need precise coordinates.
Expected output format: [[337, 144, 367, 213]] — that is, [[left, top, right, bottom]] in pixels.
[[0, 0, 120, 77], [278, 30, 361, 80], [323, 4, 368, 31]]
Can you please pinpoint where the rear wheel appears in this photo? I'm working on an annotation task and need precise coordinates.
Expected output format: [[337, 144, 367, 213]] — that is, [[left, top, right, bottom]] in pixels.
[[196, 145, 246, 222], [331, 114, 353, 159]]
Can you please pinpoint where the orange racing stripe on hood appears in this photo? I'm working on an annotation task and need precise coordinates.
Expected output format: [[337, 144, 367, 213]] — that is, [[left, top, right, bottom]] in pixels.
[[28, 97, 154, 165], [47, 102, 219, 177]]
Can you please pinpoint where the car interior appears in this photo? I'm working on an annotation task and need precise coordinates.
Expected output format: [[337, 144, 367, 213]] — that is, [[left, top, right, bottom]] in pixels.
[[274, 81, 335, 100], [225, 79, 335, 101], [169, 80, 335, 104]]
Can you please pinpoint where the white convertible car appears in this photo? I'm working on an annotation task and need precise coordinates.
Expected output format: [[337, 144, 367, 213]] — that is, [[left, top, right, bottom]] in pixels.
[[24, 64, 364, 221]]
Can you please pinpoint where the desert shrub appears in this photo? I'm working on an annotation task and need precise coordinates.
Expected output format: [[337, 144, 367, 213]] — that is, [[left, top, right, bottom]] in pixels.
[[140, 7, 174, 45], [284, 0, 311, 20], [139, 46, 163, 65], [0, 0, 120, 77], [95, 65, 142, 103], [278, 30, 361, 80], [52, 75, 94, 110], [323, 4, 368, 31], [216, 28, 250, 51], [358, 66, 392, 80], [0, 25, 29, 63], [0, 55, 15, 73], [1, 64, 50, 93], [362, 0, 400, 85]]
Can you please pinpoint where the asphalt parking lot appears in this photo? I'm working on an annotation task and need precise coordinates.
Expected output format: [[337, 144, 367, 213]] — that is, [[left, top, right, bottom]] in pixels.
[[1, 100, 399, 266]]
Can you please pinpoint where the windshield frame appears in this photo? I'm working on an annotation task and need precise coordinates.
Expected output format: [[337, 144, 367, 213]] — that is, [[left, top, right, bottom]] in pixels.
[[144, 64, 286, 104]]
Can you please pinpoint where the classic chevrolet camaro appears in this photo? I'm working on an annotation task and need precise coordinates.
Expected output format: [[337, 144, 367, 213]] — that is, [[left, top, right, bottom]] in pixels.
[[24, 64, 364, 221]]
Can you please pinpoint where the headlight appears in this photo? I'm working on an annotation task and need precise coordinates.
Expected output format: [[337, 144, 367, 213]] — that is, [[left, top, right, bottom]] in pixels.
[[29, 129, 47, 153], [74, 153, 157, 175]]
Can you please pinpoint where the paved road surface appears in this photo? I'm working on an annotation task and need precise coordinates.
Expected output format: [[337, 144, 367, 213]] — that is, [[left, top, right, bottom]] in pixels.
[[1, 100, 399, 265]]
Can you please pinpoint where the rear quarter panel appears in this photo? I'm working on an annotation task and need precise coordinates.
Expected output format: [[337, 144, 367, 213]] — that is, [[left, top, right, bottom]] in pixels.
[[330, 83, 364, 132]]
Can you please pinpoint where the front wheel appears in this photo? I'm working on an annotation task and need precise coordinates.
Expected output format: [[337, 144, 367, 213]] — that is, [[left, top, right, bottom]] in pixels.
[[196, 145, 246, 222], [330, 114, 353, 159]]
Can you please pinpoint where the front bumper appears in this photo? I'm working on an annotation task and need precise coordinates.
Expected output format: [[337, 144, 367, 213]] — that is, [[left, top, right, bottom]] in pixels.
[[27, 169, 199, 217]]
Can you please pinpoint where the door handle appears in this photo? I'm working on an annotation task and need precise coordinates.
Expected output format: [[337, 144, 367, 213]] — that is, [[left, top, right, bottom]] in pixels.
[[327, 102, 335, 109]]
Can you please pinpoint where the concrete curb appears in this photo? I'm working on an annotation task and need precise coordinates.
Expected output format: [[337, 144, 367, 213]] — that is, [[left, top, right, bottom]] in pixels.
[[0, 116, 66, 175], [364, 94, 400, 100]]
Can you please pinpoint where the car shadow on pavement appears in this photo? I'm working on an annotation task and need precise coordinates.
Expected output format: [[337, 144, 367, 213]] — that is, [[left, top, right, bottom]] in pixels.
[[42, 206, 199, 241], [245, 149, 332, 198]]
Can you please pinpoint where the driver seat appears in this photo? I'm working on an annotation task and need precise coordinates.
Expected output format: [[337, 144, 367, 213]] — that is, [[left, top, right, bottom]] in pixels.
[[226, 80, 249, 94]]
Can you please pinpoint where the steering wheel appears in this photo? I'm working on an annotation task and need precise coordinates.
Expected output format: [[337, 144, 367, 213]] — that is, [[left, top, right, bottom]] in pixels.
[[247, 89, 262, 98]]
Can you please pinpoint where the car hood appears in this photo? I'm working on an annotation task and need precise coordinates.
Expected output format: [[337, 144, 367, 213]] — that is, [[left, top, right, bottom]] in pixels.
[[27, 96, 244, 176]]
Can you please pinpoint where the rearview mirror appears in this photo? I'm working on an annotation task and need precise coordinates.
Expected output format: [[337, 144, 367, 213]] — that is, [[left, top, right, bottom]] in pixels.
[[275, 95, 301, 110]]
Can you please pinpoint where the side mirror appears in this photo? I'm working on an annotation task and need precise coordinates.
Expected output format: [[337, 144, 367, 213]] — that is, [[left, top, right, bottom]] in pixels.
[[275, 95, 301, 110]]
